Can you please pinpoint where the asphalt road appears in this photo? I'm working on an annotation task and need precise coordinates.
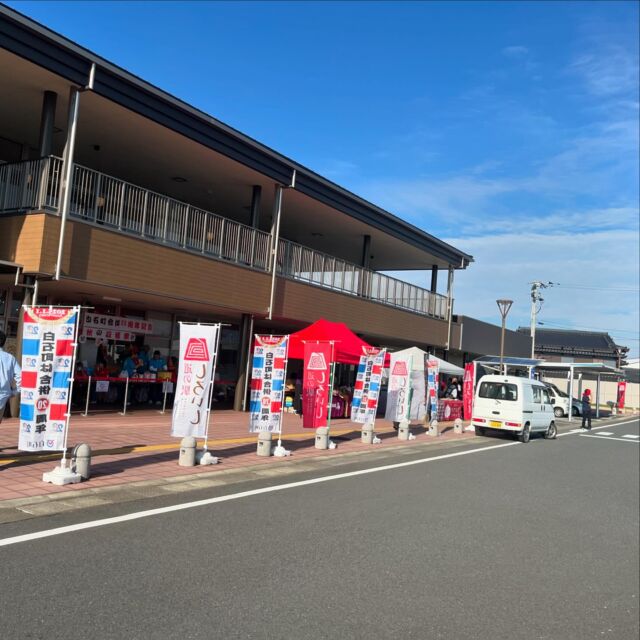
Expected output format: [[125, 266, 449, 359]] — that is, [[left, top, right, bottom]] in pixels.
[[1, 418, 638, 640]]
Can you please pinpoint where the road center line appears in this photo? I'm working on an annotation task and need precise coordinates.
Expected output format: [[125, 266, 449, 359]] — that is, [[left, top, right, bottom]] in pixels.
[[0, 440, 519, 548], [557, 419, 639, 438]]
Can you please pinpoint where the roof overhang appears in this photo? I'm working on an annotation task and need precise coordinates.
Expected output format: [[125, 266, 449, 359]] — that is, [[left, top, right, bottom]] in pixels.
[[0, 5, 473, 270]]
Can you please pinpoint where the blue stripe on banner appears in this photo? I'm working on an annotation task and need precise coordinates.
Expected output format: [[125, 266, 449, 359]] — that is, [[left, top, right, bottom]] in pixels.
[[20, 404, 34, 421], [272, 378, 283, 391], [369, 382, 380, 392], [253, 356, 264, 369], [66, 313, 77, 324], [52, 371, 70, 389], [352, 398, 361, 408], [22, 339, 40, 356], [249, 402, 261, 414]]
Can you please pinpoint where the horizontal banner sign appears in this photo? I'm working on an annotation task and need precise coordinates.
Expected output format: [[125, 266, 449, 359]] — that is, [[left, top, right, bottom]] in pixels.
[[83, 312, 153, 335]]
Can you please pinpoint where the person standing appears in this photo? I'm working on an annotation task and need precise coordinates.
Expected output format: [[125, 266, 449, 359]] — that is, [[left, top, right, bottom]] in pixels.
[[581, 388, 592, 430], [0, 330, 21, 424]]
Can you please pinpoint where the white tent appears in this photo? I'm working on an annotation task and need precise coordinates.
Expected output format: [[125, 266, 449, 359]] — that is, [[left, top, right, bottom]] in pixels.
[[388, 347, 464, 376]]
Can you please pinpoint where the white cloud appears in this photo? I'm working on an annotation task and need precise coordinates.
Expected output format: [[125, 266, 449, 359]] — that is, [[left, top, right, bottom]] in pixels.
[[568, 45, 639, 97], [502, 45, 529, 58]]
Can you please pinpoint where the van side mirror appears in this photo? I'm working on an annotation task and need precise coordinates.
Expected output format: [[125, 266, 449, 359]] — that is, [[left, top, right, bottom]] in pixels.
[[550, 398, 555, 404]]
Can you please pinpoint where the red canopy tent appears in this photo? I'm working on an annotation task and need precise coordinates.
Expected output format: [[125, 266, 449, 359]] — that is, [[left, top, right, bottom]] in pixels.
[[288, 318, 389, 365]]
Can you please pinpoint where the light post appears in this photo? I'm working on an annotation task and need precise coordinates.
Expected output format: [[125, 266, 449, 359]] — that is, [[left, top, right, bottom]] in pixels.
[[496, 299, 513, 374]]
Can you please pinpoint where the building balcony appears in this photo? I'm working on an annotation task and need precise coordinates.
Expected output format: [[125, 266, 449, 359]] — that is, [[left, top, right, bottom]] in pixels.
[[0, 156, 449, 321]]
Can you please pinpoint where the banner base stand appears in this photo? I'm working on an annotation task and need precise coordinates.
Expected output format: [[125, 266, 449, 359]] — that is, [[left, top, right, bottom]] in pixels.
[[43, 465, 82, 486], [273, 444, 291, 457], [196, 450, 220, 466]]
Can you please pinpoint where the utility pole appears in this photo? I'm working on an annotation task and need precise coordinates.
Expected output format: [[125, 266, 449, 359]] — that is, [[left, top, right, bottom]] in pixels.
[[497, 299, 513, 374], [530, 281, 555, 359]]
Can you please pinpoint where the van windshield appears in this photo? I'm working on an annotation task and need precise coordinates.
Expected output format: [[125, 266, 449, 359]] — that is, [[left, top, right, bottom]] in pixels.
[[548, 383, 568, 398], [478, 382, 518, 401]]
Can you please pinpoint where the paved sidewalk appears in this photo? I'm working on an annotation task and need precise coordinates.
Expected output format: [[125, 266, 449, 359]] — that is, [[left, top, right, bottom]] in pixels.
[[0, 409, 472, 502]]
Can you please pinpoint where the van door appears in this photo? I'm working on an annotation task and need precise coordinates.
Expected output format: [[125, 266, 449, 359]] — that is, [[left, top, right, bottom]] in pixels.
[[532, 385, 544, 429]]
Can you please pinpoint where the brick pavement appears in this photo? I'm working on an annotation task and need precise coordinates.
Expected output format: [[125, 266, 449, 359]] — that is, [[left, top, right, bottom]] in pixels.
[[0, 407, 472, 502]]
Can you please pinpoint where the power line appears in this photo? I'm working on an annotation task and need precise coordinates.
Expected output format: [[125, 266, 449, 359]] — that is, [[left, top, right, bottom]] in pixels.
[[553, 284, 640, 293]]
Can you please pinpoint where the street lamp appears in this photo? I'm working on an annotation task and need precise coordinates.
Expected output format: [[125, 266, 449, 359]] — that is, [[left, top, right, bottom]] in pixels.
[[496, 299, 513, 374]]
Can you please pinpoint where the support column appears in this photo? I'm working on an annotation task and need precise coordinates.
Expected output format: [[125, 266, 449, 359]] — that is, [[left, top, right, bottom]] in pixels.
[[233, 314, 254, 412], [267, 184, 284, 320], [430, 265, 438, 293], [595, 373, 601, 418], [359, 234, 371, 297], [38, 91, 58, 158], [361, 235, 371, 269], [568, 368, 574, 422], [445, 266, 454, 351], [250, 185, 262, 228], [55, 87, 81, 280]]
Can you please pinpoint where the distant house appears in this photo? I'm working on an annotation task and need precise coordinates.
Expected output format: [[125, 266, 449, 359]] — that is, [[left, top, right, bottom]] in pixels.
[[517, 328, 629, 367]]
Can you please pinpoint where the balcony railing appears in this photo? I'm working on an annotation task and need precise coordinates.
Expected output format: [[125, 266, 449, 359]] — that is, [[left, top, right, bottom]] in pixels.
[[0, 156, 450, 320], [278, 239, 449, 319]]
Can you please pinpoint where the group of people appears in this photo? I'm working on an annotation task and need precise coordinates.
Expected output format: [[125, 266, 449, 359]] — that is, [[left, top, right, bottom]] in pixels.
[[439, 376, 463, 400]]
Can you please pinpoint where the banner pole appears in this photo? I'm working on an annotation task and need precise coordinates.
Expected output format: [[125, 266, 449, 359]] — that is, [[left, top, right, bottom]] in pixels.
[[120, 374, 129, 416], [160, 385, 168, 415], [326, 341, 336, 438], [276, 336, 290, 449], [60, 306, 81, 468], [83, 375, 91, 417], [202, 324, 222, 452]]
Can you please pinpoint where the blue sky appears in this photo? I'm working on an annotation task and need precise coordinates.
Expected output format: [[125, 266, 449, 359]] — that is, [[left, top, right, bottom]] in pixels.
[[8, 1, 640, 356]]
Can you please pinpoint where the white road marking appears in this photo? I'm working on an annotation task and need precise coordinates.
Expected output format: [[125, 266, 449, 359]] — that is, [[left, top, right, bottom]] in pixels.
[[0, 440, 520, 548], [579, 434, 640, 443], [622, 434, 639, 439], [597, 432, 614, 436], [557, 419, 639, 438]]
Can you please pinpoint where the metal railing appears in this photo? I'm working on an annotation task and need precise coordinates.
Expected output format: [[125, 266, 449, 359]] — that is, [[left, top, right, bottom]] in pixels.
[[278, 239, 449, 319], [0, 156, 450, 319]]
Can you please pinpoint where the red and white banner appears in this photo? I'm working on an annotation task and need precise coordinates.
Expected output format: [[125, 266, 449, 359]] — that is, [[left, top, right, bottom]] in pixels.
[[617, 381, 627, 409], [82, 312, 153, 335], [171, 323, 219, 437], [19, 306, 79, 451], [249, 335, 288, 433], [351, 348, 386, 425], [463, 362, 476, 421], [426, 357, 439, 420], [81, 327, 135, 343], [385, 353, 412, 422], [302, 342, 332, 428]]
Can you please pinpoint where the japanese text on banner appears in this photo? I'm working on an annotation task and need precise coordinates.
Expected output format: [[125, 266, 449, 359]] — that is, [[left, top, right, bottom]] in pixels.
[[426, 357, 440, 420], [249, 335, 288, 433], [171, 324, 219, 438], [385, 354, 412, 422], [19, 307, 78, 452], [351, 349, 386, 425], [302, 342, 332, 428]]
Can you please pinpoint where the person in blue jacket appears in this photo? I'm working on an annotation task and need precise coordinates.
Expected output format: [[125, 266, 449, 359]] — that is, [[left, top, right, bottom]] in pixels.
[[0, 330, 21, 423]]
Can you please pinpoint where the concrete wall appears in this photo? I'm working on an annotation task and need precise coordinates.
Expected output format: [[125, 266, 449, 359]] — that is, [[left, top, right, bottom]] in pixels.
[[542, 375, 640, 411]]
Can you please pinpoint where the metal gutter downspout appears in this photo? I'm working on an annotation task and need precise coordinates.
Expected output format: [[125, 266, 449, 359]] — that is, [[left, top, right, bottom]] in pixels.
[[266, 169, 296, 320], [54, 63, 95, 281]]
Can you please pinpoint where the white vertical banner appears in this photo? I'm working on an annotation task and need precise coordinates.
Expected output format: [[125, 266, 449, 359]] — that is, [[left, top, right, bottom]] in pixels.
[[385, 352, 413, 422], [171, 323, 219, 438]]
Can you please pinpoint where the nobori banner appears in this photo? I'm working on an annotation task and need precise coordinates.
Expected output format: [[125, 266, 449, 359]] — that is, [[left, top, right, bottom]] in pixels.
[[351, 349, 386, 425], [171, 324, 219, 438], [302, 342, 332, 428], [385, 353, 412, 422], [426, 357, 440, 419], [19, 307, 79, 452], [249, 335, 288, 433]]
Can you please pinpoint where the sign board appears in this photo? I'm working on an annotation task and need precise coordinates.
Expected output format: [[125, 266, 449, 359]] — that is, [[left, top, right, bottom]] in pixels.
[[249, 335, 288, 433], [351, 349, 385, 425], [82, 312, 153, 335], [302, 342, 332, 428], [617, 381, 627, 409], [19, 306, 78, 451], [171, 324, 219, 437]]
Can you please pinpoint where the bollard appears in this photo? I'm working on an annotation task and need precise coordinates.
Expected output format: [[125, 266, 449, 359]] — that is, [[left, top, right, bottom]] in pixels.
[[397, 420, 410, 441], [178, 436, 197, 466], [361, 427, 374, 444], [453, 418, 464, 434], [428, 419, 440, 437], [119, 375, 130, 416], [160, 386, 168, 415], [72, 443, 92, 480], [315, 426, 329, 450], [257, 431, 273, 457]]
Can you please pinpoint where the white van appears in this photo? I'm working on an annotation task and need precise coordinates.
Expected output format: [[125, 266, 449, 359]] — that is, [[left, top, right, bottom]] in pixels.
[[472, 375, 557, 442], [542, 382, 582, 418]]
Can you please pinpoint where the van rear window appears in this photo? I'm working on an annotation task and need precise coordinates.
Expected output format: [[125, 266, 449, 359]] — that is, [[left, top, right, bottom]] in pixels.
[[478, 382, 518, 401]]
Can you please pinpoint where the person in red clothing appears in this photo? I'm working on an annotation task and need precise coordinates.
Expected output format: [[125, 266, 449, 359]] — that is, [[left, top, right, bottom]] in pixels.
[[581, 388, 592, 430]]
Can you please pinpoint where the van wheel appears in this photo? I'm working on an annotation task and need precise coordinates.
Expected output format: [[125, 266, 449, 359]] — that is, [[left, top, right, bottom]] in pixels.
[[475, 426, 485, 436], [544, 422, 557, 439], [572, 407, 579, 417], [519, 423, 531, 443], [553, 407, 564, 418]]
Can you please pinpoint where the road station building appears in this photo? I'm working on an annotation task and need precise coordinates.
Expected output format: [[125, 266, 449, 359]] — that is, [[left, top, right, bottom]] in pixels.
[[0, 6, 529, 411]]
